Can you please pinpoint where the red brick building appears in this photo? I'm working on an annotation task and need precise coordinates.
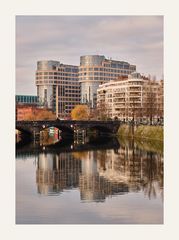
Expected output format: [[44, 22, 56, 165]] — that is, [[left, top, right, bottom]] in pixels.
[[16, 104, 54, 121]]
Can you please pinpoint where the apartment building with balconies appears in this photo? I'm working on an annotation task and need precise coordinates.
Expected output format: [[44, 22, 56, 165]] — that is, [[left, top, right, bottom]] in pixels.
[[97, 72, 163, 122]]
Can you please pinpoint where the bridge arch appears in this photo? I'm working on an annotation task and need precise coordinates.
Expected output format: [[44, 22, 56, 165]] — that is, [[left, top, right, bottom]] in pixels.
[[16, 127, 33, 138], [86, 125, 113, 135]]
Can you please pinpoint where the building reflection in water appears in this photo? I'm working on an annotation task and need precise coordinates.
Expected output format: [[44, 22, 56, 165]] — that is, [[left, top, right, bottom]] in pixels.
[[36, 153, 81, 195], [36, 140, 163, 202]]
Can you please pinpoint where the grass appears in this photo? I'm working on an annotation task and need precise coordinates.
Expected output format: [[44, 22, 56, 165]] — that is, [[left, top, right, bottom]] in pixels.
[[118, 124, 163, 142]]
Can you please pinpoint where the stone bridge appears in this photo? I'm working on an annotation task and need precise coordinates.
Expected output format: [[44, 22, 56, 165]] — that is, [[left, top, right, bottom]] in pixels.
[[16, 120, 121, 140]]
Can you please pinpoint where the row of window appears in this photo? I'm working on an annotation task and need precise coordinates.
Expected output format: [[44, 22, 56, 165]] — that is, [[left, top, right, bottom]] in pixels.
[[98, 87, 141, 93], [16, 96, 39, 103], [57, 100, 80, 104], [36, 69, 133, 78], [63, 90, 80, 94], [79, 71, 130, 77], [36, 80, 80, 85], [79, 77, 104, 81], [44, 77, 78, 81], [59, 94, 81, 99], [79, 67, 133, 72], [63, 67, 78, 73], [37, 66, 135, 73], [61, 86, 80, 89], [110, 63, 130, 69], [36, 72, 78, 76], [79, 76, 127, 81], [36, 73, 78, 79]]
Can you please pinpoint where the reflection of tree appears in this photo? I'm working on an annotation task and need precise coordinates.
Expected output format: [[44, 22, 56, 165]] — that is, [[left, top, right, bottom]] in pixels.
[[116, 138, 163, 200], [72, 151, 89, 160], [97, 150, 107, 171], [142, 152, 163, 199]]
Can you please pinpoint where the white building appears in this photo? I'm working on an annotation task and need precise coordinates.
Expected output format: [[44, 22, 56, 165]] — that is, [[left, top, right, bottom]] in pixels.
[[97, 72, 163, 121]]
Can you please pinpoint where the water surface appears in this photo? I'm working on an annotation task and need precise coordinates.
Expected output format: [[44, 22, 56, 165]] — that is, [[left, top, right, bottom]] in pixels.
[[16, 137, 163, 224]]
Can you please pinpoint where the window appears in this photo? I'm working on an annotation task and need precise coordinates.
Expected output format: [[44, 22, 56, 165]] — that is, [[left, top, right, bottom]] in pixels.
[[111, 64, 116, 68], [44, 89, 47, 99], [124, 65, 129, 69], [66, 68, 71, 72]]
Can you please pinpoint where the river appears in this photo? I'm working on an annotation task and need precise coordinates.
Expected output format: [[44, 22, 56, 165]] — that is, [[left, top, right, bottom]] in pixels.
[[16, 136, 163, 224]]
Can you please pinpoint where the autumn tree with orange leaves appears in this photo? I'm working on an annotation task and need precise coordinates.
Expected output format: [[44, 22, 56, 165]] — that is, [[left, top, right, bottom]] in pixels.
[[23, 108, 56, 121], [71, 105, 90, 120]]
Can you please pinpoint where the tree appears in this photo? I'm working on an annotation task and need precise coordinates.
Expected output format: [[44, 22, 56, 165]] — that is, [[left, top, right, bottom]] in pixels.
[[142, 79, 158, 124], [23, 108, 56, 121], [96, 100, 110, 120], [71, 105, 90, 120]]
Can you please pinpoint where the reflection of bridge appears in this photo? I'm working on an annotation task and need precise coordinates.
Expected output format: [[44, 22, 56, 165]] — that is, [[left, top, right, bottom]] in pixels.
[[16, 120, 121, 139], [16, 137, 120, 158]]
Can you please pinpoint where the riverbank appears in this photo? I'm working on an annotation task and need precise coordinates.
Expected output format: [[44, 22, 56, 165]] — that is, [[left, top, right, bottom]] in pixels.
[[118, 125, 163, 154], [118, 124, 163, 141], [118, 135, 163, 154]]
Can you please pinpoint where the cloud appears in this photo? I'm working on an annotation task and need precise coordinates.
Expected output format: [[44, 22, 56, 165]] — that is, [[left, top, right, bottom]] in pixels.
[[16, 16, 163, 94]]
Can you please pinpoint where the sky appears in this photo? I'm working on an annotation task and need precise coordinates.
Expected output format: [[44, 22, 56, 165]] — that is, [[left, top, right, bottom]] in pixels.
[[16, 15, 163, 95]]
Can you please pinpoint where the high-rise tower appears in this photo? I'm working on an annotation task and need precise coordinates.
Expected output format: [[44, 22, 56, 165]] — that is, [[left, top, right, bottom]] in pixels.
[[35, 60, 80, 118], [79, 55, 136, 108]]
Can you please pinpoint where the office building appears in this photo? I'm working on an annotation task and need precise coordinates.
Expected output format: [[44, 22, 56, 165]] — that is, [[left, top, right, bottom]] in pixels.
[[35, 60, 80, 118], [16, 95, 39, 105], [79, 55, 136, 108]]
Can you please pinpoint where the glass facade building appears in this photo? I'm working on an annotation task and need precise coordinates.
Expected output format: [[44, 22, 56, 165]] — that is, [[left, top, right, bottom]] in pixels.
[[16, 95, 39, 105], [79, 55, 136, 108], [36, 60, 80, 118]]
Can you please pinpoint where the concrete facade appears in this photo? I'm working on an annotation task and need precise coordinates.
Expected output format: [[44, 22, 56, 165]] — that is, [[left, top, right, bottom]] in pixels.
[[97, 72, 163, 121], [36, 60, 81, 118]]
